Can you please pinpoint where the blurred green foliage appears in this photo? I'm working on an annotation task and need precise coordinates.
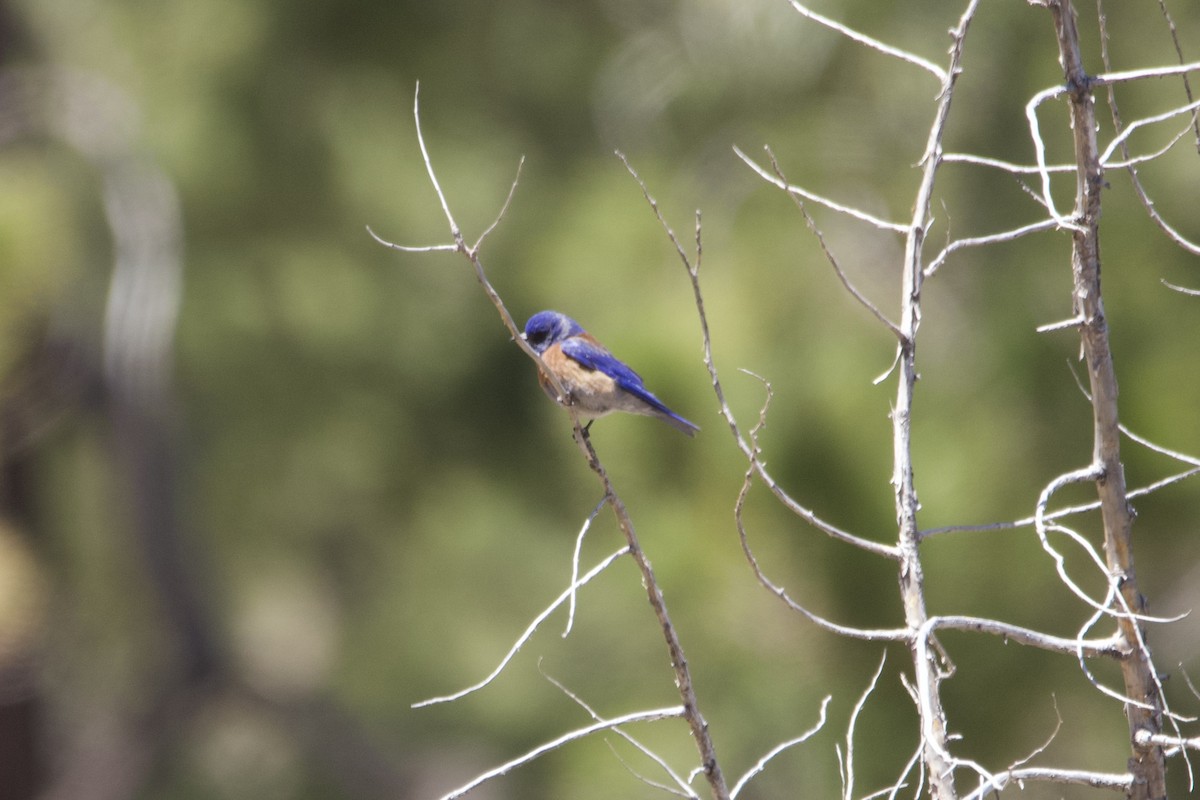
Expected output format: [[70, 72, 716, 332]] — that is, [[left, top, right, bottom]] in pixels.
[[1, 0, 1199, 798]]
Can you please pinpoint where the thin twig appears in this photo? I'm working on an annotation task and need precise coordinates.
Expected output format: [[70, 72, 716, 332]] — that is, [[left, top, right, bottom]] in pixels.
[[731, 372, 906, 640], [943, 115, 1192, 176], [564, 497, 608, 637], [473, 155, 525, 250], [921, 463, 1200, 539], [734, 146, 910, 234], [941, 151, 1077, 175], [1163, 279, 1200, 297], [1025, 84, 1083, 230], [571, 436, 732, 799], [1136, 730, 1200, 753], [927, 615, 1124, 658], [413, 548, 628, 707], [605, 742, 695, 799], [1098, 97, 1200, 165], [1149, 0, 1200, 149], [1024, 61, 1200, 239], [783, 0, 947, 81], [411, 81, 462, 245], [729, 696, 832, 798], [1092, 61, 1200, 86], [958, 766, 1133, 799], [765, 147, 902, 338], [841, 651, 888, 800], [364, 228, 456, 253], [1034, 467, 1134, 615], [924, 219, 1060, 276], [437, 706, 688, 800], [619, 153, 901, 561], [541, 666, 699, 798]]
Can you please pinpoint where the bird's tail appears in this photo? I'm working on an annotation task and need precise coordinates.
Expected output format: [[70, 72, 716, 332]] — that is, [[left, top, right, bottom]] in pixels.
[[660, 409, 700, 437]]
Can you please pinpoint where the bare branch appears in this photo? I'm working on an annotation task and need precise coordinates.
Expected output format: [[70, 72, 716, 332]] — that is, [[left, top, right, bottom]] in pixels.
[[413, 548, 628, 708], [1025, 61, 1200, 246], [385, 149, 722, 799], [1149, 0, 1200, 149], [733, 375, 907, 641], [564, 497, 608, 637], [1032, 465, 1182, 627], [921, 463, 1200, 539], [945, 115, 1192, 176], [729, 695, 831, 798], [841, 652, 888, 800], [878, 741, 924, 800], [1092, 60, 1200, 87], [927, 615, 1125, 659], [1093, 71, 1200, 255], [960, 766, 1133, 799], [1137, 729, 1200, 754], [605, 743, 695, 799], [621, 153, 901, 561], [941, 151, 1077, 175], [924, 218, 1060, 277], [1025, 85, 1083, 230], [765, 147, 903, 338], [1098, 97, 1200, 165], [437, 706, 688, 800], [571, 437, 732, 799], [1035, 315, 1086, 333], [1163, 279, 1200, 297], [1067, 361, 1200, 469], [615, 151, 694, 270], [369, 86, 575, 431], [734, 146, 910, 234], [473, 155, 526, 250], [912, 622, 999, 790], [364, 225, 456, 253], [783, 0, 948, 81], [411, 81, 462, 245], [541, 667, 699, 798]]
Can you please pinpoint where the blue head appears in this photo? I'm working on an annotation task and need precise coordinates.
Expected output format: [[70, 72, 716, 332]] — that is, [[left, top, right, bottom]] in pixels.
[[522, 310, 584, 354]]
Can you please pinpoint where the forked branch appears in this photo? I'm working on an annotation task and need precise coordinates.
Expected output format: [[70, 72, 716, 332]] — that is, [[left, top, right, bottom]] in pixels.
[[375, 85, 731, 800]]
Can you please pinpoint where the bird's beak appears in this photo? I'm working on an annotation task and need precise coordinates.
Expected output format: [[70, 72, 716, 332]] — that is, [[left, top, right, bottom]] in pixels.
[[519, 332, 527, 341]]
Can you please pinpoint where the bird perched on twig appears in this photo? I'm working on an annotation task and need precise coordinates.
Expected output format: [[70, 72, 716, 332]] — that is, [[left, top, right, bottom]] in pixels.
[[521, 310, 699, 437]]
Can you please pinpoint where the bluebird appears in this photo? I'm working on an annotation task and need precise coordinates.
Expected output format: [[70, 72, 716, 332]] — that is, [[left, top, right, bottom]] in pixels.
[[521, 310, 699, 437]]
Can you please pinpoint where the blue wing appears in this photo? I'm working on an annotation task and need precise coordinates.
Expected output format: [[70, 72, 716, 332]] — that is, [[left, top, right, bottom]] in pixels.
[[561, 336, 669, 413], [558, 333, 699, 436]]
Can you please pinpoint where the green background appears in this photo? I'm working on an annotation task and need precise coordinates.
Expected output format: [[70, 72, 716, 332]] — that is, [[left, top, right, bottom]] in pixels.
[[1, 1, 1199, 798]]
